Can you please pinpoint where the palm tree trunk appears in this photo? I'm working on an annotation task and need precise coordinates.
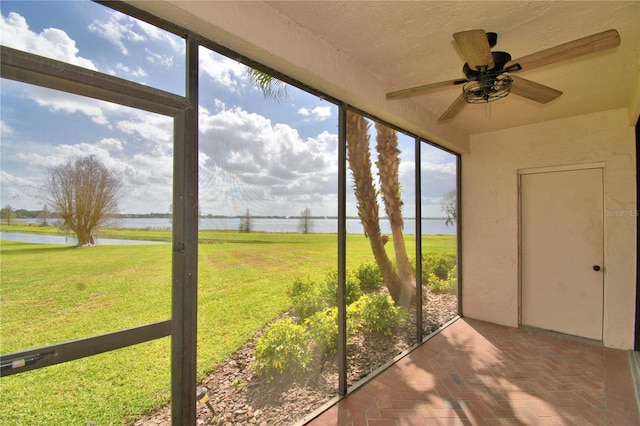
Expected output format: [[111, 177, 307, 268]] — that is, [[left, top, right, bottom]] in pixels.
[[375, 122, 415, 306], [346, 111, 408, 306]]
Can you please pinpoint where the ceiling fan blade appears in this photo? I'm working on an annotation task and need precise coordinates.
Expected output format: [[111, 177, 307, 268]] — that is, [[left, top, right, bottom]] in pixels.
[[453, 29, 495, 71], [439, 94, 466, 122], [509, 76, 562, 104], [506, 29, 620, 72], [386, 78, 467, 99]]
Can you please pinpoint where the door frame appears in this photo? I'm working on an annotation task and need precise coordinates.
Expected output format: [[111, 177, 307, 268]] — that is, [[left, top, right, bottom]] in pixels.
[[635, 116, 639, 350], [517, 162, 606, 335]]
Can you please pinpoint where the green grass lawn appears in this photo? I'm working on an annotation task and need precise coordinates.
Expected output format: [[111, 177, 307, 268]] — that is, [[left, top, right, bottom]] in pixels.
[[0, 225, 455, 424]]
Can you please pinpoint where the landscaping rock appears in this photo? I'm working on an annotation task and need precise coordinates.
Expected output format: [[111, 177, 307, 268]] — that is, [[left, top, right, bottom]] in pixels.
[[133, 288, 456, 425]]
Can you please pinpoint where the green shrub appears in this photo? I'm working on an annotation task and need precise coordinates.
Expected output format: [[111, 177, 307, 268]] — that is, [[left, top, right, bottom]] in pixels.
[[288, 277, 325, 319], [305, 307, 363, 355], [427, 264, 457, 293], [323, 269, 363, 307], [348, 294, 405, 335], [420, 252, 457, 293], [305, 308, 339, 355], [422, 252, 456, 280], [254, 318, 312, 381], [288, 268, 364, 321], [355, 261, 383, 291]]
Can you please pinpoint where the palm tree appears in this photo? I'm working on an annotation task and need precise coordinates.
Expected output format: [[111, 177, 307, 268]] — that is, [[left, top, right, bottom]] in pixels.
[[247, 69, 289, 103], [346, 112, 413, 307], [375, 122, 414, 303], [248, 70, 414, 306]]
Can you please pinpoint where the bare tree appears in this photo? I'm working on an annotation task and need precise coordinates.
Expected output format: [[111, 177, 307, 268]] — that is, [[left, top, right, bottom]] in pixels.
[[298, 207, 313, 234], [441, 189, 457, 226], [1, 205, 15, 225], [39, 204, 50, 226], [239, 209, 253, 233], [44, 157, 121, 247]]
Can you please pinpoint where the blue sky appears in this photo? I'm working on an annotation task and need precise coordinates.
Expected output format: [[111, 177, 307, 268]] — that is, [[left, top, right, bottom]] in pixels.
[[0, 0, 456, 218]]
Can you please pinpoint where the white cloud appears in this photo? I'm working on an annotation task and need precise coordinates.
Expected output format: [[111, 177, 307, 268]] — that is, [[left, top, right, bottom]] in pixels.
[[198, 105, 338, 215], [0, 11, 96, 70], [27, 87, 173, 146], [135, 19, 183, 52], [116, 112, 173, 152], [30, 87, 111, 126], [0, 169, 33, 187], [146, 48, 174, 68], [88, 10, 145, 55], [0, 120, 14, 136], [11, 139, 173, 214], [17, 143, 108, 169], [298, 106, 332, 122], [0, 169, 41, 200], [0, 83, 175, 211], [421, 161, 457, 175], [115, 63, 148, 78], [123, 153, 172, 186], [97, 138, 124, 152], [199, 48, 248, 91], [88, 9, 183, 77]]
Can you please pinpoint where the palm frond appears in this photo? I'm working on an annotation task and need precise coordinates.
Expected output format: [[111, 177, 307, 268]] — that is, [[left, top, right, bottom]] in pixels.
[[247, 68, 289, 103]]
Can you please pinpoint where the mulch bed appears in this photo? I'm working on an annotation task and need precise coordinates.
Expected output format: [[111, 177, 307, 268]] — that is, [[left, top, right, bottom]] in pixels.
[[133, 288, 457, 426]]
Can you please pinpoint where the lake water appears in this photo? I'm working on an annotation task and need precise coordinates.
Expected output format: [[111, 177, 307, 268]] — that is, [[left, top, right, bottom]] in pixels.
[[105, 217, 455, 235], [0, 232, 167, 246], [5, 218, 455, 245]]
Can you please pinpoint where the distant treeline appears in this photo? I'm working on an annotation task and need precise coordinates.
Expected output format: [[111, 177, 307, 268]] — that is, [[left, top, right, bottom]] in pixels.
[[11, 209, 56, 219], [9, 210, 174, 219], [10, 209, 445, 221]]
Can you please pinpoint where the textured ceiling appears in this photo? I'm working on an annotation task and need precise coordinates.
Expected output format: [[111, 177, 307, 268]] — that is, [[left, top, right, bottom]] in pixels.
[[265, 1, 640, 135], [130, 1, 639, 143]]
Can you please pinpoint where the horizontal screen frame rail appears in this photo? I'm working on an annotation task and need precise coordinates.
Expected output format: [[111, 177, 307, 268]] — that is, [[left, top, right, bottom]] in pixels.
[[0, 319, 171, 377], [0, 45, 188, 117]]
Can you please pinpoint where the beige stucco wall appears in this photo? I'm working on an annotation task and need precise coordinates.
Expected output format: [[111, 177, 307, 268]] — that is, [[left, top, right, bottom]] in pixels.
[[461, 108, 637, 349]]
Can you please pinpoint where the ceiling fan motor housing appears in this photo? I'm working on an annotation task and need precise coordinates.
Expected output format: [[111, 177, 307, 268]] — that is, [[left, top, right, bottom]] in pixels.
[[385, 28, 620, 120], [462, 52, 516, 103], [463, 51, 512, 77]]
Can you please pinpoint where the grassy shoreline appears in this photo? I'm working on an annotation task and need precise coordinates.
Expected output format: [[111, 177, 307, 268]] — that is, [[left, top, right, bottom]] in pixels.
[[0, 223, 172, 242], [0, 226, 455, 424]]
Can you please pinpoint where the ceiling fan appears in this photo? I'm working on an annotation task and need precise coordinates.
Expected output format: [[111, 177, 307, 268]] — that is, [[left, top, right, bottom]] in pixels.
[[386, 29, 621, 122]]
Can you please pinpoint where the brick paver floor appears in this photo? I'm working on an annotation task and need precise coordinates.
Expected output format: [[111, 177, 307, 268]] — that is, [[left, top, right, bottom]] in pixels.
[[306, 318, 640, 425]]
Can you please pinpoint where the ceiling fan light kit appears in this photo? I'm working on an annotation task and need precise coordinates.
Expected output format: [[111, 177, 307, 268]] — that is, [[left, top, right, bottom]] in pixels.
[[462, 75, 512, 104], [386, 29, 621, 122], [461, 50, 522, 104]]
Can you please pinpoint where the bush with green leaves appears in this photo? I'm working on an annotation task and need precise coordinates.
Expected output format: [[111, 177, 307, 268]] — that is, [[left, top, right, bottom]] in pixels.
[[288, 277, 325, 319], [428, 264, 457, 293], [305, 307, 363, 355], [420, 252, 457, 293], [348, 294, 406, 335], [355, 261, 383, 291], [322, 269, 363, 307], [305, 307, 339, 355], [254, 318, 312, 382]]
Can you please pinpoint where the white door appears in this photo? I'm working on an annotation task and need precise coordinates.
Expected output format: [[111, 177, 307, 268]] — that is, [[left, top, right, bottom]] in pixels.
[[520, 167, 604, 340]]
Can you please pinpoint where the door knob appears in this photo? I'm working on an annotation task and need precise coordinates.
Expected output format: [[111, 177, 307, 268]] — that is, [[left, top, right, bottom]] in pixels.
[[593, 265, 601, 271]]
